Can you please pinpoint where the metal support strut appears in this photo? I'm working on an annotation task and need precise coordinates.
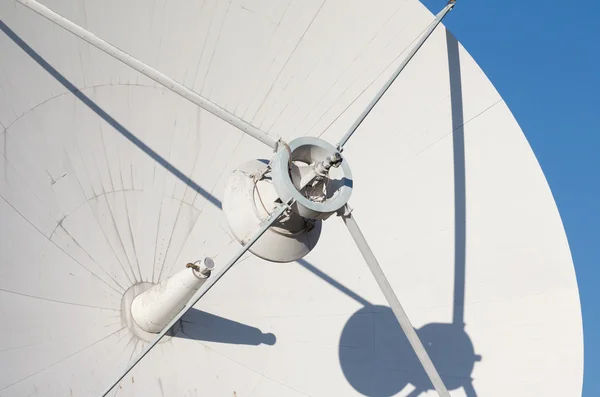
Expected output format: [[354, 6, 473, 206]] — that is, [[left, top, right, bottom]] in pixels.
[[15, 0, 279, 150], [99, 202, 291, 396], [340, 206, 451, 397], [336, 1, 456, 150]]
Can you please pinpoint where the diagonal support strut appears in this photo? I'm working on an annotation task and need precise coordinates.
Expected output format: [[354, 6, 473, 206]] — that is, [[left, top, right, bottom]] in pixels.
[[340, 206, 451, 397], [99, 202, 291, 396], [15, 0, 279, 150], [336, 1, 456, 150]]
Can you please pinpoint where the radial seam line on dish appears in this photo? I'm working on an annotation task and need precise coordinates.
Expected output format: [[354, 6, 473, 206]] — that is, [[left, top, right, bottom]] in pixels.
[[0, 21, 223, 210], [0, 342, 41, 353], [238, 0, 306, 120], [166, 192, 216, 277], [294, 0, 410, 132], [450, 98, 504, 134], [50, 218, 129, 293], [399, 98, 504, 167], [155, 173, 191, 281], [89, 188, 136, 287], [265, 101, 290, 135], [0, 193, 125, 297], [151, 113, 179, 284], [120, 179, 144, 282], [199, 0, 232, 96], [157, 111, 206, 281], [105, 329, 132, 397], [174, 131, 246, 265], [0, 57, 20, 120], [181, 330, 313, 397], [287, 6, 410, 134], [247, 377, 262, 397], [213, 238, 237, 262], [191, 0, 217, 89], [0, 81, 221, 214], [263, 38, 327, 134], [252, 0, 325, 126], [113, 99, 143, 282], [278, 0, 294, 27], [312, 16, 433, 138], [152, 0, 168, 67], [1, 105, 67, 222], [85, 137, 133, 283], [0, 148, 64, 230], [0, 288, 119, 311], [250, 0, 327, 125], [0, 326, 127, 392], [90, 331, 138, 397], [159, 109, 200, 280], [122, 337, 141, 378], [62, 145, 135, 292], [0, 82, 157, 136], [151, 188, 165, 284], [0, 319, 122, 355], [176, 130, 239, 257], [76, 32, 86, 87], [66, 135, 128, 286], [91, 149, 135, 286], [98, 117, 139, 284], [264, 58, 322, 134], [188, 110, 226, 210], [227, 0, 290, 115]]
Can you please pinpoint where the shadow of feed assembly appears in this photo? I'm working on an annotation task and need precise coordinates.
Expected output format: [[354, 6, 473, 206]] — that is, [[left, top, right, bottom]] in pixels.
[[318, 29, 483, 397], [340, 306, 481, 397], [2, 7, 480, 396], [297, 258, 481, 397], [179, 308, 276, 346]]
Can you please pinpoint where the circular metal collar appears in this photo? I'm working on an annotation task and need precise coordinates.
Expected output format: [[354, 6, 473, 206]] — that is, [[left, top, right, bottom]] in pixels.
[[271, 137, 353, 220]]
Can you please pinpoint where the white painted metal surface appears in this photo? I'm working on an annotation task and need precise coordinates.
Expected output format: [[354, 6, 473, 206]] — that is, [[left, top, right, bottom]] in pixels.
[[341, 206, 449, 397], [0, 1, 582, 396], [14, 0, 279, 150], [131, 258, 214, 333], [101, 203, 290, 395], [223, 159, 322, 262], [271, 137, 353, 220]]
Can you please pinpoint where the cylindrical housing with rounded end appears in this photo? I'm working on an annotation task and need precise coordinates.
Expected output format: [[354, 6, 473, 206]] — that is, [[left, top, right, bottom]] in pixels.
[[131, 258, 214, 333], [223, 159, 322, 263]]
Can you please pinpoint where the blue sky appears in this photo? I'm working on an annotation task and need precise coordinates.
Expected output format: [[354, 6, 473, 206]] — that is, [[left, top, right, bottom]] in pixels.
[[420, 0, 599, 394]]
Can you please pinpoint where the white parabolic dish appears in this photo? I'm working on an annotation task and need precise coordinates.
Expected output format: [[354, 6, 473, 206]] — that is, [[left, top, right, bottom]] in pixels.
[[0, 1, 583, 396]]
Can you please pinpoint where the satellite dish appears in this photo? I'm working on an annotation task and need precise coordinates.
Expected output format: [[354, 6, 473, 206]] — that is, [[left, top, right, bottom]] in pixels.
[[0, 0, 582, 396]]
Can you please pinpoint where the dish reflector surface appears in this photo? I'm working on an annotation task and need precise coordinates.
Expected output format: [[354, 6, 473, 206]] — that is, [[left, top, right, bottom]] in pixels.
[[0, 1, 582, 396]]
